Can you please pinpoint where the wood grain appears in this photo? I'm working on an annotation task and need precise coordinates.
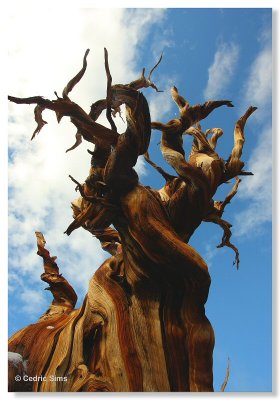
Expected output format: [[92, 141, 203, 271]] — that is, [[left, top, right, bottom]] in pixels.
[[8, 49, 256, 392]]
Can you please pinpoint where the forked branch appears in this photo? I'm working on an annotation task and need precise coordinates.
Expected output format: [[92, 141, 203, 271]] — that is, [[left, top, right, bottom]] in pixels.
[[128, 54, 163, 92], [204, 178, 242, 268], [35, 231, 77, 317]]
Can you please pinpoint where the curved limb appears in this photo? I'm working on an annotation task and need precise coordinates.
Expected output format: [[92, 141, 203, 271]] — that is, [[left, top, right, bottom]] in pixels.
[[170, 86, 189, 110], [89, 227, 122, 256], [8, 49, 119, 147], [152, 99, 233, 134], [224, 106, 257, 180], [203, 178, 242, 268], [181, 100, 234, 130], [128, 54, 163, 92], [63, 49, 90, 100], [66, 130, 83, 153], [160, 146, 211, 207], [104, 48, 118, 132], [103, 87, 151, 193], [65, 175, 117, 236], [205, 128, 224, 150], [8, 94, 119, 147], [216, 177, 241, 214], [35, 232, 78, 316], [144, 151, 176, 182], [184, 126, 216, 155], [32, 104, 48, 139], [231, 106, 257, 160], [204, 214, 240, 268], [88, 54, 163, 122]]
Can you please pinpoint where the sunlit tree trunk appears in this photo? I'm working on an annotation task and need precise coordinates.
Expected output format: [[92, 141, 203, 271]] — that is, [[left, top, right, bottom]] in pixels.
[[8, 49, 255, 392]]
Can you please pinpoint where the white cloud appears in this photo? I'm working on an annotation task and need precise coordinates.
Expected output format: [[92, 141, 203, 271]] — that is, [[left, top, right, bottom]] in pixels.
[[8, 8, 169, 317], [204, 42, 239, 99], [235, 33, 272, 237], [19, 288, 49, 318], [243, 46, 272, 118], [204, 243, 220, 269], [235, 125, 272, 236], [148, 74, 176, 118]]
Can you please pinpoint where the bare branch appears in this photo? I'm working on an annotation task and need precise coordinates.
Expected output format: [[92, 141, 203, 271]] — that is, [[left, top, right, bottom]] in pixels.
[[90, 227, 122, 256], [65, 131, 83, 153], [152, 100, 233, 134], [104, 48, 118, 132], [239, 171, 254, 176], [204, 214, 240, 268], [8, 95, 49, 105], [89, 99, 107, 121], [128, 54, 163, 92], [232, 106, 257, 159], [62, 49, 90, 99], [144, 151, 176, 181], [68, 175, 97, 203], [147, 53, 163, 81], [9, 94, 119, 147], [184, 126, 214, 154], [35, 231, 78, 315], [220, 357, 230, 392], [205, 128, 224, 150], [218, 177, 241, 213], [224, 106, 257, 180], [31, 105, 48, 140], [170, 86, 189, 110], [203, 178, 242, 268]]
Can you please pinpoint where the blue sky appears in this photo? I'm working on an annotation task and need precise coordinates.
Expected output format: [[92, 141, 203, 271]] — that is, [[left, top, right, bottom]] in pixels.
[[7, 6, 272, 393]]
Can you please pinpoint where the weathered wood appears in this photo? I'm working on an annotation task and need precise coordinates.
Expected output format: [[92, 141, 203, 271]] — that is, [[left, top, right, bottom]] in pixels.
[[8, 48, 255, 392]]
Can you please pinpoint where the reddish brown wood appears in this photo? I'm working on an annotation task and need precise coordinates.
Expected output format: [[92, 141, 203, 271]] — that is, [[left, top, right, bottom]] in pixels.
[[8, 49, 256, 392]]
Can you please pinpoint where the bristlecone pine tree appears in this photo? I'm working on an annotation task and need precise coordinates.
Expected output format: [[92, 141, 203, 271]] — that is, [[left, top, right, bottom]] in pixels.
[[8, 49, 256, 392]]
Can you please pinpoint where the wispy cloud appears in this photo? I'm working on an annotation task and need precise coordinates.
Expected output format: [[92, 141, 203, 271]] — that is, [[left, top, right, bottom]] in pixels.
[[204, 243, 220, 269], [204, 42, 239, 99], [242, 41, 272, 119], [235, 124, 272, 237], [19, 288, 49, 318], [235, 29, 272, 237], [8, 8, 169, 323]]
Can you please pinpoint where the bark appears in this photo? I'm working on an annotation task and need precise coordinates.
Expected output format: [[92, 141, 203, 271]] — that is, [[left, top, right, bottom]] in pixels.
[[8, 48, 256, 392]]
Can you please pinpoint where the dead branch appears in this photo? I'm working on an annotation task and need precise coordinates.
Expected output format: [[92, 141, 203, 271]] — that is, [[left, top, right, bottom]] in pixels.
[[8, 94, 119, 146], [32, 105, 48, 139], [128, 54, 163, 92], [204, 214, 240, 267], [68, 175, 97, 202], [205, 127, 224, 150], [63, 49, 90, 99], [170, 86, 189, 110], [66, 131, 83, 153], [220, 357, 230, 392], [90, 227, 122, 256], [218, 177, 241, 213], [224, 106, 257, 180], [144, 151, 176, 181], [104, 48, 118, 132], [203, 178, 242, 268], [35, 232, 77, 316], [8, 49, 255, 393]]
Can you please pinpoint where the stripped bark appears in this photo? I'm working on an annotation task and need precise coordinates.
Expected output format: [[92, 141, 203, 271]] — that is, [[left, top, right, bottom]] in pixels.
[[8, 48, 256, 392]]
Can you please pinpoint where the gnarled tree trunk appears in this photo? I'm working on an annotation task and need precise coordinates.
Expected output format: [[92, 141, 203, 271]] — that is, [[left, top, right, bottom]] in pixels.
[[8, 48, 256, 392]]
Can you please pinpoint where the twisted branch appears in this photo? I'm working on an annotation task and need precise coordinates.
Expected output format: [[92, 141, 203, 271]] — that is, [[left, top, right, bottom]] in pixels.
[[204, 178, 242, 268], [63, 49, 90, 99], [35, 231, 77, 317]]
